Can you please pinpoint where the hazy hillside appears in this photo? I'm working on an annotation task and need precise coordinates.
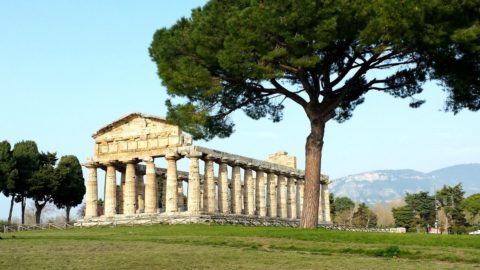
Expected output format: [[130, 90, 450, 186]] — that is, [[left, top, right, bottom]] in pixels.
[[330, 164, 480, 204]]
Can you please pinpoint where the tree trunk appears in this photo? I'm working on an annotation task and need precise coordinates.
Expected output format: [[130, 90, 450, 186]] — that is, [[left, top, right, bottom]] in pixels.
[[35, 201, 45, 225], [8, 196, 14, 224], [21, 195, 26, 225], [66, 205, 71, 223], [300, 119, 326, 228]]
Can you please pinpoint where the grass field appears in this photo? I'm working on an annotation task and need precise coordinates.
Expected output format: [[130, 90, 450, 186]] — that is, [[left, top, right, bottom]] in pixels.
[[1, 224, 479, 269]]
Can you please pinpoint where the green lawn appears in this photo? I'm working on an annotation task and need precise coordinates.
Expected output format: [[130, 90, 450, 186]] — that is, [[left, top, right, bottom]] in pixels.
[[1, 224, 479, 269]]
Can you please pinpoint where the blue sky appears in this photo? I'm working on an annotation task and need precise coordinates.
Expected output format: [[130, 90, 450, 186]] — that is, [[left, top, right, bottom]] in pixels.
[[0, 1, 479, 220]]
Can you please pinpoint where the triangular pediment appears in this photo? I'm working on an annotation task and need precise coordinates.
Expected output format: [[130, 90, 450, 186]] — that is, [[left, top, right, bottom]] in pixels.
[[93, 112, 179, 142]]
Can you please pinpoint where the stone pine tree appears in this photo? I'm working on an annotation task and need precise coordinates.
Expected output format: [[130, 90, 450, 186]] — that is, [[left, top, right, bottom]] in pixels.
[[392, 206, 415, 232], [12, 140, 40, 224], [29, 152, 58, 224], [54, 155, 86, 223], [405, 191, 436, 231], [150, 0, 480, 227], [461, 193, 480, 221], [0, 140, 18, 223]]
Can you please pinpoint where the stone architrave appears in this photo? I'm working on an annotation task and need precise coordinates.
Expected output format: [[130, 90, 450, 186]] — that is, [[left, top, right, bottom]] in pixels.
[[187, 152, 202, 214], [231, 162, 243, 215], [296, 179, 305, 219], [124, 161, 137, 215], [165, 153, 179, 213], [287, 175, 297, 219], [266, 171, 277, 218], [322, 183, 332, 223], [217, 159, 229, 213], [144, 158, 158, 214], [85, 163, 98, 218], [136, 170, 145, 213], [255, 168, 266, 217], [203, 155, 215, 213], [104, 163, 117, 217], [243, 164, 254, 215], [277, 174, 287, 218]]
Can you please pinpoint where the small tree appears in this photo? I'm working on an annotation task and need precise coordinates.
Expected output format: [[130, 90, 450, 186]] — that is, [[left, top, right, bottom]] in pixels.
[[405, 191, 435, 231], [12, 140, 40, 224], [29, 152, 58, 224], [461, 193, 480, 221], [332, 196, 355, 225], [54, 155, 86, 222], [437, 184, 467, 234], [0, 140, 18, 223], [392, 206, 416, 232], [352, 203, 377, 228]]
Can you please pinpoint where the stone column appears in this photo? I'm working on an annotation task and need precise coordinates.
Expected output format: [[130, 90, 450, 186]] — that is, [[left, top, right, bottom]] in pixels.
[[136, 170, 145, 213], [277, 174, 288, 218], [203, 155, 215, 213], [104, 163, 117, 217], [318, 185, 324, 223], [231, 161, 243, 215], [217, 158, 229, 213], [255, 168, 266, 217], [287, 175, 297, 219], [124, 160, 137, 215], [144, 158, 158, 214], [84, 163, 98, 218], [156, 175, 163, 210], [178, 181, 185, 211], [296, 179, 305, 219], [118, 168, 125, 214], [187, 152, 202, 214], [162, 175, 167, 210], [266, 170, 277, 217], [243, 164, 255, 215], [322, 183, 332, 223], [165, 153, 179, 213]]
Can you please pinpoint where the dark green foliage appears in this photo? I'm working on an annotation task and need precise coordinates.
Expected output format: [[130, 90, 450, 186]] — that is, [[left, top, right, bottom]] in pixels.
[[405, 191, 436, 229], [392, 206, 416, 232], [373, 246, 401, 258], [333, 197, 355, 213], [0, 141, 17, 196], [29, 152, 58, 224], [54, 155, 85, 222], [150, 0, 480, 140], [437, 184, 467, 234], [461, 193, 480, 219], [352, 203, 377, 228]]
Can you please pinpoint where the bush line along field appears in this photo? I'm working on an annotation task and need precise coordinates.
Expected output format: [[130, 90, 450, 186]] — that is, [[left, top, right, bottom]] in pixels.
[[1, 224, 479, 269]]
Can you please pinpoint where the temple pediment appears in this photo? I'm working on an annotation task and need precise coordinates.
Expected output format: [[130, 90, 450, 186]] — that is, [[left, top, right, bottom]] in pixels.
[[92, 113, 191, 158]]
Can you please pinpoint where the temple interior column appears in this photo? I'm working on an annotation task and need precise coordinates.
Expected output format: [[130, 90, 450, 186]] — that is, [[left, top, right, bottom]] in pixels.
[[266, 170, 277, 217], [244, 164, 254, 215], [277, 174, 287, 218], [85, 163, 98, 218], [218, 159, 229, 213], [144, 158, 158, 214], [124, 160, 137, 215], [136, 170, 145, 213], [165, 153, 179, 213], [296, 179, 305, 219], [118, 168, 125, 214], [287, 175, 297, 219], [255, 168, 266, 217], [203, 156, 215, 213], [162, 174, 167, 211], [318, 184, 324, 223], [187, 152, 202, 214], [231, 162, 242, 215], [104, 163, 117, 217], [322, 183, 332, 223], [178, 181, 185, 211], [156, 175, 163, 210]]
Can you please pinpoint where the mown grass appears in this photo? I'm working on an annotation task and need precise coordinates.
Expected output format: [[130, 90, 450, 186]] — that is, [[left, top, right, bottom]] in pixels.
[[0, 224, 479, 269]]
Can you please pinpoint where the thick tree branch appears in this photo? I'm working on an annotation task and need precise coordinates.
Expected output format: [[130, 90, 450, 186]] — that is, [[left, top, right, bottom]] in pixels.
[[270, 79, 308, 107]]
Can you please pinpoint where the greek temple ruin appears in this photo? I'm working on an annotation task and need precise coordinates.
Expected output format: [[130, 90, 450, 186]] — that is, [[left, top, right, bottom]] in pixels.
[[77, 113, 331, 226]]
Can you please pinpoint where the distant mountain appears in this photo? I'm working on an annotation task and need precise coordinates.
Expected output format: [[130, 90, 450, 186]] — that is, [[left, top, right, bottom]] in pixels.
[[330, 164, 480, 204]]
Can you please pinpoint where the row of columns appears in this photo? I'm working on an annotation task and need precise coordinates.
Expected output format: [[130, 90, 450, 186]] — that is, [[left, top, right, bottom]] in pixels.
[[84, 153, 331, 222]]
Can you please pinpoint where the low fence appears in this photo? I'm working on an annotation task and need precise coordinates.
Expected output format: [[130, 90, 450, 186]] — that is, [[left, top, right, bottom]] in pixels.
[[2, 223, 74, 233]]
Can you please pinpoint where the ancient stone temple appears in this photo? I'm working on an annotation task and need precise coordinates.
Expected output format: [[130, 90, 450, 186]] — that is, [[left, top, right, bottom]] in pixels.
[[77, 113, 331, 226]]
